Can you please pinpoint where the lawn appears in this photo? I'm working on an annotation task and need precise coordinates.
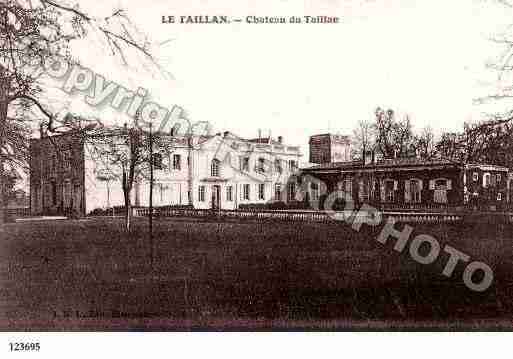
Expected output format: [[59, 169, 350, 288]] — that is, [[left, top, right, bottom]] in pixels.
[[0, 216, 512, 330]]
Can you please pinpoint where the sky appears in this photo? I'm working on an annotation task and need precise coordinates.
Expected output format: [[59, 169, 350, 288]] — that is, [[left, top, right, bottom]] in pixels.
[[61, 0, 513, 160]]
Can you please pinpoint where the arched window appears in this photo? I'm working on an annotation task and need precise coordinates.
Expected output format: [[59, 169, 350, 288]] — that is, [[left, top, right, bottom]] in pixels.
[[430, 177, 451, 204], [211, 159, 220, 177]]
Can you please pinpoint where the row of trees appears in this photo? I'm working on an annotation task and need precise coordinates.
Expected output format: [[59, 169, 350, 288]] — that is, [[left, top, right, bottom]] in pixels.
[[352, 107, 437, 162], [351, 107, 513, 169]]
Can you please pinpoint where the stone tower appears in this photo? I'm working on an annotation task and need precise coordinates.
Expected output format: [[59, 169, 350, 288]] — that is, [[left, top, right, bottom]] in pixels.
[[309, 133, 351, 164]]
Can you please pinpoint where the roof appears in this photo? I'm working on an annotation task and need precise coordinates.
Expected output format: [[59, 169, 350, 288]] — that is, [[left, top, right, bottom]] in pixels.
[[465, 163, 509, 172], [246, 137, 282, 145], [310, 133, 350, 139], [302, 157, 463, 172], [309, 133, 351, 144]]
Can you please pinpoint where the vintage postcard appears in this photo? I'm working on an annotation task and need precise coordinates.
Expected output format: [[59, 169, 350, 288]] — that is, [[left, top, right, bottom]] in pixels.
[[2, 0, 513, 342]]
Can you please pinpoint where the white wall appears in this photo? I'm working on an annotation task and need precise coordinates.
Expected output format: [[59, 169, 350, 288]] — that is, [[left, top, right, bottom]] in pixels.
[[83, 134, 302, 212]]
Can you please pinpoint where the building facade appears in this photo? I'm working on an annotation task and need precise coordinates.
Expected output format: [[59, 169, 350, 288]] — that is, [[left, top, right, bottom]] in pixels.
[[301, 134, 511, 210], [137, 131, 302, 210], [30, 130, 302, 216], [29, 132, 86, 216]]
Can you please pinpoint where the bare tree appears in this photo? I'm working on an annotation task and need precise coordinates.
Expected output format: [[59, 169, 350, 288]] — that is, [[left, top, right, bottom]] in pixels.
[[351, 119, 375, 160], [373, 107, 395, 159], [436, 132, 462, 161], [413, 126, 436, 160], [392, 114, 414, 158], [373, 107, 414, 159], [86, 123, 177, 231], [469, 1, 513, 167], [433, 118, 513, 168], [0, 0, 161, 231]]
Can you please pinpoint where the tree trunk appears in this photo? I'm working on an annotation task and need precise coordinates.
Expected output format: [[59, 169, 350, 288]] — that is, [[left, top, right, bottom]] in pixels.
[[0, 159, 4, 234], [0, 100, 7, 234], [126, 195, 132, 232], [122, 165, 133, 232], [124, 185, 132, 232]]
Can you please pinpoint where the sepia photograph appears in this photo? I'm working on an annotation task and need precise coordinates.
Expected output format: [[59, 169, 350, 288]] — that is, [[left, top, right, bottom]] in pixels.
[[2, 0, 513, 351]]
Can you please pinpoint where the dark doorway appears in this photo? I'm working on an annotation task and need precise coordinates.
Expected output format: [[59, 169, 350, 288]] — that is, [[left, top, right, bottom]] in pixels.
[[211, 185, 221, 210]]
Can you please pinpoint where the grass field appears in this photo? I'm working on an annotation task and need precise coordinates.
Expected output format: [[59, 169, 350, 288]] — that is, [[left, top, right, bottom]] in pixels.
[[1, 216, 512, 330]]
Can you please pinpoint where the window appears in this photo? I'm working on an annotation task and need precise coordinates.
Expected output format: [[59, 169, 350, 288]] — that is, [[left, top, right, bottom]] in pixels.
[[497, 174, 502, 183], [311, 182, 319, 201], [152, 153, 163, 170], [491, 174, 497, 187], [410, 179, 421, 203], [173, 154, 181, 170], [198, 186, 206, 202], [358, 180, 370, 202], [433, 179, 448, 204], [243, 184, 250, 201], [336, 182, 344, 191], [472, 172, 478, 182], [287, 182, 296, 201], [483, 173, 491, 188], [274, 183, 282, 200], [63, 181, 71, 208], [345, 178, 352, 194], [288, 160, 297, 172], [64, 149, 72, 170], [275, 159, 282, 174], [241, 157, 250, 172], [51, 182, 57, 205], [258, 183, 265, 200], [385, 180, 395, 203], [498, 192, 502, 201], [50, 154, 56, 173], [257, 158, 265, 173], [211, 159, 220, 177], [226, 186, 233, 202]]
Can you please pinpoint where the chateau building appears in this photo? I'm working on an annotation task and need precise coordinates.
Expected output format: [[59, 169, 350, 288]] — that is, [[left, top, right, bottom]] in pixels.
[[302, 134, 511, 210], [29, 130, 302, 216], [133, 131, 302, 211]]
